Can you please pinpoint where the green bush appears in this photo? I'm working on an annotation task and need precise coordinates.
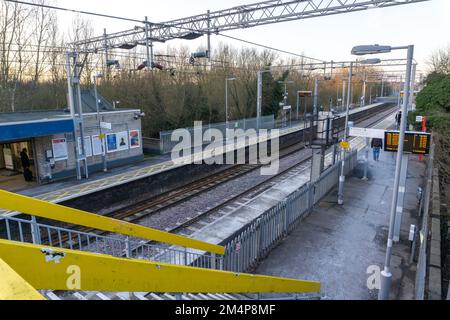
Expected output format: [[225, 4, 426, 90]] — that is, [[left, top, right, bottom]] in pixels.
[[415, 72, 450, 130]]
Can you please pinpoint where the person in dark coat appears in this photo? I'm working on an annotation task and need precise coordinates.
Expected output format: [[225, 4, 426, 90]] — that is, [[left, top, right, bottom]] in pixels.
[[371, 138, 383, 161], [395, 111, 402, 129], [20, 148, 33, 182], [20, 148, 30, 169]]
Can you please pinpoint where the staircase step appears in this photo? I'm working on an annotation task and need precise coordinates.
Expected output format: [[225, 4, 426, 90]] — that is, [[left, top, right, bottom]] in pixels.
[[46, 292, 62, 300]]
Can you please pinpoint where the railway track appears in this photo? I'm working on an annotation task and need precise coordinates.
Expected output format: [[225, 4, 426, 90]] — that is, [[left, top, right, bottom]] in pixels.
[[40, 104, 397, 246], [164, 105, 398, 238]]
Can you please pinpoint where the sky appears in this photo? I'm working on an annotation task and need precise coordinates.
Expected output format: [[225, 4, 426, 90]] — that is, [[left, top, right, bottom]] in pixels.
[[54, 0, 450, 74]]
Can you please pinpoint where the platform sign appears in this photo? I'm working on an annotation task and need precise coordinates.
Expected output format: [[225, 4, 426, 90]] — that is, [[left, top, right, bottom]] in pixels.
[[340, 141, 350, 149], [416, 116, 423, 123], [349, 127, 385, 139], [384, 131, 431, 155], [298, 91, 313, 97], [52, 138, 68, 161], [100, 122, 112, 130]]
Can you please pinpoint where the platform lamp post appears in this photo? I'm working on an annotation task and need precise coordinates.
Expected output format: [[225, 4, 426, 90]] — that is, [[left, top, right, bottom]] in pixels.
[[278, 80, 294, 127], [338, 58, 381, 204], [93, 73, 108, 172], [225, 77, 236, 134], [352, 44, 414, 300], [256, 69, 273, 131]]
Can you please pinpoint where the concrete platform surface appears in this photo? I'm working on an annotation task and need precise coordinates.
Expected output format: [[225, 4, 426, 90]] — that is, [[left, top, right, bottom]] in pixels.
[[255, 148, 426, 300], [189, 112, 396, 247]]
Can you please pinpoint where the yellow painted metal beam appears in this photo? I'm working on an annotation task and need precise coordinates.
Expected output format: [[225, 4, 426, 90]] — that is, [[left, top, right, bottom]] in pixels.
[[0, 258, 45, 300], [0, 189, 224, 255], [0, 240, 321, 294]]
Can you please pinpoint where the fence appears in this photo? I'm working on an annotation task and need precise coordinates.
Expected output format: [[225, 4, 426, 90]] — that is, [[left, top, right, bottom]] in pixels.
[[0, 214, 220, 269], [222, 150, 358, 273], [159, 115, 275, 154], [415, 142, 435, 299], [0, 149, 357, 275]]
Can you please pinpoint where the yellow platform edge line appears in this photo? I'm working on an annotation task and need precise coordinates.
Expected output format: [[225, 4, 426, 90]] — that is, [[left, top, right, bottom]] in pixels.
[[0, 240, 321, 294], [0, 190, 224, 255], [0, 257, 45, 300]]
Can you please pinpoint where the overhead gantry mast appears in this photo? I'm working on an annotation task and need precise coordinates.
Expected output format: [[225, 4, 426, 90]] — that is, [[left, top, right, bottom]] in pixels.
[[72, 0, 430, 52]]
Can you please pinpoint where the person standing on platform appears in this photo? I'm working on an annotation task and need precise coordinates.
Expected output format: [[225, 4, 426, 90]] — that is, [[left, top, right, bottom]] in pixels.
[[395, 111, 402, 129], [20, 148, 33, 182], [371, 138, 383, 161]]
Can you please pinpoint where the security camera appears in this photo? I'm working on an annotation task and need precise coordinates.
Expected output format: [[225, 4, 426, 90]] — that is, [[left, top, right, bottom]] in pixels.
[[134, 112, 146, 120]]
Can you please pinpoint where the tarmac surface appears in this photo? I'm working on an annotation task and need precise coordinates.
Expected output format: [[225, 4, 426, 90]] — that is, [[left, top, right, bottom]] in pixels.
[[256, 147, 426, 300]]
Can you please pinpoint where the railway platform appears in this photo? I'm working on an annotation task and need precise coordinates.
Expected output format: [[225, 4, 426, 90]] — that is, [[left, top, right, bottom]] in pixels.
[[186, 112, 396, 248], [0, 103, 388, 218], [255, 141, 426, 299]]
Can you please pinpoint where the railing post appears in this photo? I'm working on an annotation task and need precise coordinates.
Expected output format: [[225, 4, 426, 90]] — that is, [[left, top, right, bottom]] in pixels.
[[125, 236, 131, 258], [211, 253, 217, 270], [184, 247, 188, 266], [283, 200, 288, 235], [31, 216, 41, 245]]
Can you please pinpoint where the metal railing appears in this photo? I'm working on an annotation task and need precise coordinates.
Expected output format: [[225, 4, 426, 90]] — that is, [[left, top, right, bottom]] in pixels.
[[159, 115, 275, 154], [415, 142, 435, 300], [222, 150, 358, 273], [0, 149, 357, 276], [0, 214, 221, 269]]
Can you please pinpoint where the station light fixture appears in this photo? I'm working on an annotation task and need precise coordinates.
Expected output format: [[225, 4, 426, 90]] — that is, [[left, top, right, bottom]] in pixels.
[[359, 58, 382, 65], [351, 45, 392, 55], [106, 59, 121, 68], [351, 43, 415, 301]]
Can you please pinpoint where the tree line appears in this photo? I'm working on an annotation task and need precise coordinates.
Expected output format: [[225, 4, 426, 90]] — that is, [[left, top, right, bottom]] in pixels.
[[413, 45, 450, 180], [0, 0, 390, 138]]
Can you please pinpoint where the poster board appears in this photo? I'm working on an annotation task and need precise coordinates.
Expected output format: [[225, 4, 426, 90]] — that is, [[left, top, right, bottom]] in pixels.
[[106, 133, 118, 153], [129, 130, 141, 149], [52, 138, 68, 161], [116, 131, 129, 151], [77, 136, 93, 157], [3, 148, 14, 170], [92, 135, 105, 156]]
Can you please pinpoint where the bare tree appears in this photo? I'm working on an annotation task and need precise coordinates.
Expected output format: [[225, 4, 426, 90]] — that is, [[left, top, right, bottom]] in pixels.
[[427, 45, 450, 74]]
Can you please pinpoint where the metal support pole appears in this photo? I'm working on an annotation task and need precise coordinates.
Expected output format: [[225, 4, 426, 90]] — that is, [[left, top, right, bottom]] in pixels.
[[144, 17, 153, 69], [66, 53, 75, 118], [67, 52, 81, 180], [362, 137, 369, 181], [225, 79, 229, 130], [94, 77, 107, 172], [76, 82, 89, 180], [338, 62, 353, 205], [397, 75, 403, 108], [409, 64, 417, 112], [361, 75, 367, 108], [296, 92, 300, 121], [31, 216, 41, 245], [342, 80, 346, 113], [393, 154, 409, 242], [103, 29, 109, 80], [381, 77, 385, 97], [313, 79, 318, 117], [256, 71, 263, 131], [207, 10, 211, 66], [379, 45, 414, 300]]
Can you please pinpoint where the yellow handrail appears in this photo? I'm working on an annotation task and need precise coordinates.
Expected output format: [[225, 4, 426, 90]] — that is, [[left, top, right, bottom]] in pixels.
[[0, 190, 224, 255], [0, 257, 45, 300], [0, 239, 320, 295]]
